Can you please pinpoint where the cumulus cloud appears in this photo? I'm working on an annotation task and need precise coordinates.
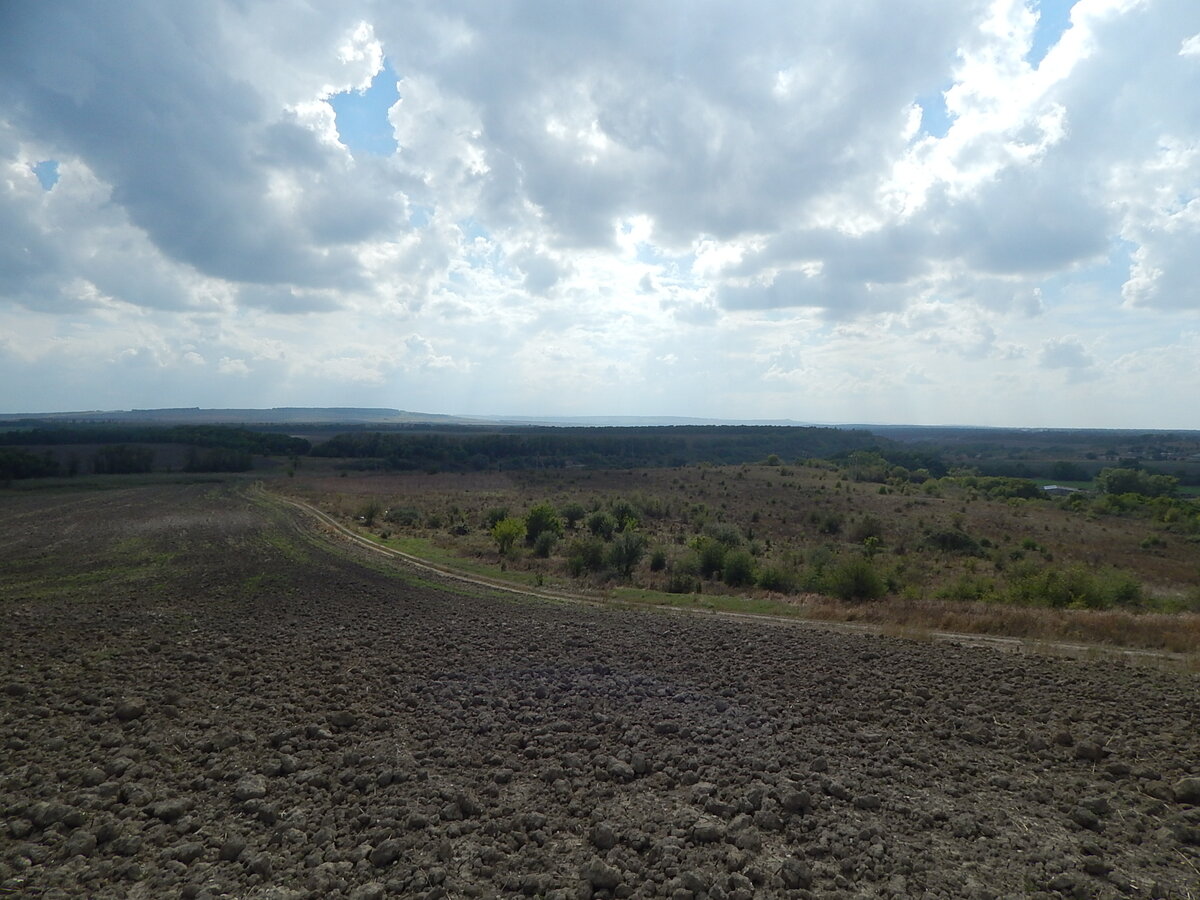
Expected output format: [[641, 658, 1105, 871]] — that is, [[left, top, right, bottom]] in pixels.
[[1039, 337, 1094, 370], [1, 0, 1199, 425]]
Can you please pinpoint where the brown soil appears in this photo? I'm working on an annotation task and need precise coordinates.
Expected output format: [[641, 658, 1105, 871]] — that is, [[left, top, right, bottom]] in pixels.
[[1, 482, 1198, 899]]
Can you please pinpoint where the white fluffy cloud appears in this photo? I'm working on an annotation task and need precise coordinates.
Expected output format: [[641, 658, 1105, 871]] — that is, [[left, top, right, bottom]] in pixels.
[[1, 0, 1199, 426]]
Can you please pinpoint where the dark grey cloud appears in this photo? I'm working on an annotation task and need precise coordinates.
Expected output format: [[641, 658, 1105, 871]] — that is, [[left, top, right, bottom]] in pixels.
[[0, 2, 377, 289]]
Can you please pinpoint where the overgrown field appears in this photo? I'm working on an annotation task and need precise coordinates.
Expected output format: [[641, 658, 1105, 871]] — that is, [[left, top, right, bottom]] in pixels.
[[282, 460, 1200, 653]]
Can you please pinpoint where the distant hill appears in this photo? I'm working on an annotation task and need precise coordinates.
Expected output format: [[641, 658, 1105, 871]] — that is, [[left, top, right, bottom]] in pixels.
[[0, 408, 821, 428], [0, 407, 469, 426]]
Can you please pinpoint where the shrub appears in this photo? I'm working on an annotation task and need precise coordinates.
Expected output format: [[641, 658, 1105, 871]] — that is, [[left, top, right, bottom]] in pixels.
[[385, 506, 421, 526], [533, 531, 557, 558], [559, 502, 587, 529], [649, 548, 667, 572], [757, 566, 798, 593], [722, 550, 756, 587], [667, 571, 699, 594], [817, 513, 843, 535], [484, 507, 509, 528], [587, 510, 617, 539], [491, 517, 526, 555], [848, 515, 883, 543], [1005, 563, 1140, 610], [924, 529, 982, 556], [566, 537, 607, 575], [935, 574, 996, 602], [607, 531, 646, 577], [525, 503, 563, 544], [610, 498, 639, 531], [825, 557, 885, 601], [357, 500, 383, 526], [694, 538, 726, 579], [704, 522, 743, 547]]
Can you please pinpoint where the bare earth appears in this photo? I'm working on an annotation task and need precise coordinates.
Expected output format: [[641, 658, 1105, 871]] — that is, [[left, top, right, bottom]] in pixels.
[[1, 482, 1198, 899]]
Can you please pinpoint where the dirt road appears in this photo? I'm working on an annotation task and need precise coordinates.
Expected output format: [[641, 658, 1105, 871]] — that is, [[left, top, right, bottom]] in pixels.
[[1, 482, 1198, 898]]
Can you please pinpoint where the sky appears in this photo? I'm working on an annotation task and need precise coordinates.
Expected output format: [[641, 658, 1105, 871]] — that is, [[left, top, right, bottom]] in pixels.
[[1, 0, 1199, 428]]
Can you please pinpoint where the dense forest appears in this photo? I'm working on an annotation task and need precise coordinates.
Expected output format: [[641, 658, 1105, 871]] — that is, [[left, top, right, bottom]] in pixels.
[[306, 425, 916, 471], [0, 424, 310, 455], [0, 424, 310, 480]]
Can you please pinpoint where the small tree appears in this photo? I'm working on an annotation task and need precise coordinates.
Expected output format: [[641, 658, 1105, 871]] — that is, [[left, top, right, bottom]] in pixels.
[[723, 549, 756, 587], [358, 500, 383, 527], [587, 510, 617, 539], [491, 517, 526, 555], [825, 556, 885, 601], [694, 537, 725, 579], [607, 531, 646, 577], [559, 502, 587, 529], [533, 530, 557, 558], [525, 503, 563, 544]]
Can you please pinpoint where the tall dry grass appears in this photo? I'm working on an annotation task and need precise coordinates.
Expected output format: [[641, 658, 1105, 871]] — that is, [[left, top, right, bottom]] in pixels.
[[792, 594, 1200, 655]]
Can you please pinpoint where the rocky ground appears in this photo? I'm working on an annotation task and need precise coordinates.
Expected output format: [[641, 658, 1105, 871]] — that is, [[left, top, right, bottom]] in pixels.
[[1, 482, 1198, 899]]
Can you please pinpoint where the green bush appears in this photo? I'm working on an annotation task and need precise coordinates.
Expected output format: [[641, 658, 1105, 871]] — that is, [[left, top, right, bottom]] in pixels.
[[587, 510, 617, 539], [357, 500, 383, 526], [1006, 563, 1142, 609], [817, 513, 842, 535], [694, 538, 726, 579], [666, 571, 699, 594], [610, 498, 639, 531], [484, 506, 509, 528], [649, 548, 667, 572], [525, 503, 563, 544], [757, 566, 798, 593], [825, 556, 885, 601], [935, 574, 996, 602], [533, 531, 557, 558], [385, 506, 422, 526], [722, 549, 756, 587], [566, 536, 607, 575], [848, 515, 883, 543], [559, 502, 587, 529], [924, 529, 982, 556], [704, 522, 743, 547], [607, 531, 646, 577], [491, 517, 526, 555]]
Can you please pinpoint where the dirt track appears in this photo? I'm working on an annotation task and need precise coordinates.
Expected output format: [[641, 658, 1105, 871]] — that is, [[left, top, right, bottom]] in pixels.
[[2, 482, 1198, 899]]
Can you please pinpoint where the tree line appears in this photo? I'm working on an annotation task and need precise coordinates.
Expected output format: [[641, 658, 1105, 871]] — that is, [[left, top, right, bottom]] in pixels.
[[309, 426, 889, 471], [0, 424, 310, 456]]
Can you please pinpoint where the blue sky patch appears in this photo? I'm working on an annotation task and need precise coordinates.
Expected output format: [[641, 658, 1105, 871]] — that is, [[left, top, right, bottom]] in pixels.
[[1028, 0, 1076, 68], [32, 159, 59, 190], [330, 59, 400, 156], [916, 85, 954, 138]]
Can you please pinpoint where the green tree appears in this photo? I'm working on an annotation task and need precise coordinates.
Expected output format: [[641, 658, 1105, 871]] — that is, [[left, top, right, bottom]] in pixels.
[[722, 549, 756, 587], [587, 510, 617, 539], [491, 517, 526, 555], [524, 503, 563, 544], [357, 500, 383, 526], [607, 531, 646, 577], [825, 556, 885, 601], [560, 502, 587, 529], [694, 537, 726, 579]]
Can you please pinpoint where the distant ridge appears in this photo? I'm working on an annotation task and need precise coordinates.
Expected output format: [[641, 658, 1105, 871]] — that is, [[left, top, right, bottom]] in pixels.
[[473, 414, 816, 427], [0, 408, 820, 428], [0, 407, 467, 425]]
